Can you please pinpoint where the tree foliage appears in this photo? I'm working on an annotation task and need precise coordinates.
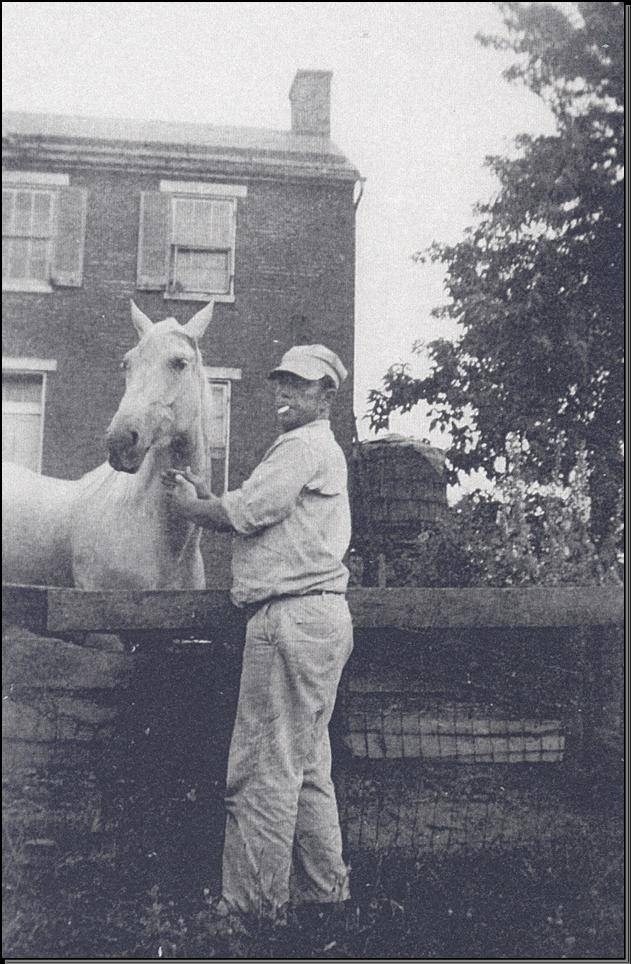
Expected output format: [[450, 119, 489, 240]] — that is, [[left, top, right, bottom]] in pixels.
[[368, 2, 624, 543], [354, 435, 622, 588]]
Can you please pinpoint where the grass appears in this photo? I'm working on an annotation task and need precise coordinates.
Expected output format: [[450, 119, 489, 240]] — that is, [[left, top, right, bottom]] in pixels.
[[2, 767, 625, 960]]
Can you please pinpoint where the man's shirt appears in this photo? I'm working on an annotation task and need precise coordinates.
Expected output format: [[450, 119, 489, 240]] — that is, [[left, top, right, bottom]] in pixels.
[[220, 419, 351, 606]]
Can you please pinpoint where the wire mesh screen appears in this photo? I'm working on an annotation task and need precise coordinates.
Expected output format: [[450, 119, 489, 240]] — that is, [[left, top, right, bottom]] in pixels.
[[337, 627, 586, 763], [336, 761, 595, 857], [329, 625, 618, 857], [3, 619, 621, 871]]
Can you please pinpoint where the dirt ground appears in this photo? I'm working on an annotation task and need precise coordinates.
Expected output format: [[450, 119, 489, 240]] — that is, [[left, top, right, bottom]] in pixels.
[[3, 757, 624, 960]]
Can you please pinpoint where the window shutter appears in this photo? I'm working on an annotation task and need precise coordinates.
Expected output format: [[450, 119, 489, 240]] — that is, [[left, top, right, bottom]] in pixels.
[[51, 187, 87, 287], [137, 192, 170, 289], [230, 200, 237, 291]]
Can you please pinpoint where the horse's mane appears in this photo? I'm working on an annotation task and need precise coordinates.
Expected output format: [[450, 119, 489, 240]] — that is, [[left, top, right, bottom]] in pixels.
[[166, 326, 214, 486], [193, 340, 214, 487]]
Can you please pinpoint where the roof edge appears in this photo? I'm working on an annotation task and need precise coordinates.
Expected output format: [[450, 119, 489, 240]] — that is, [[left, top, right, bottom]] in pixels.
[[1, 110, 360, 180], [2, 137, 361, 183]]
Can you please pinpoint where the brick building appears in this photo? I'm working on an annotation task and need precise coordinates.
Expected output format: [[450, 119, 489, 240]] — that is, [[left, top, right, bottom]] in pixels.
[[2, 70, 361, 584]]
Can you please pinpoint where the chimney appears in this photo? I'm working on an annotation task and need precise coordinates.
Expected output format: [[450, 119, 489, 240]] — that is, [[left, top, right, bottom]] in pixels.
[[289, 70, 332, 137]]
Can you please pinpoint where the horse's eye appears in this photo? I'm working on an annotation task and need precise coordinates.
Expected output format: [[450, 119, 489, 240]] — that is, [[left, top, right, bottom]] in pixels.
[[120, 359, 129, 371], [170, 357, 188, 371]]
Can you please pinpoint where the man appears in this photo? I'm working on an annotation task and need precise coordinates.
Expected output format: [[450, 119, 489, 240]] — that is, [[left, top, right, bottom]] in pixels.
[[162, 344, 353, 922]]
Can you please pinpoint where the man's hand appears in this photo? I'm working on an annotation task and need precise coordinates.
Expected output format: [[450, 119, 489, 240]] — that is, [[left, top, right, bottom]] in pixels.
[[161, 466, 233, 531], [164, 465, 211, 500], [160, 469, 199, 519], [182, 466, 212, 500]]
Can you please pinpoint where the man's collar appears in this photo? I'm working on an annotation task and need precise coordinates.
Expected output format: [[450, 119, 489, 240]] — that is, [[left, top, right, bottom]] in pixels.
[[277, 418, 331, 442]]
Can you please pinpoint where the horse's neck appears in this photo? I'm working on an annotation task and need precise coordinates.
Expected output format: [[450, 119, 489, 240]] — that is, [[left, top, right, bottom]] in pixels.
[[129, 410, 208, 501], [130, 448, 200, 499], [69, 371, 210, 590]]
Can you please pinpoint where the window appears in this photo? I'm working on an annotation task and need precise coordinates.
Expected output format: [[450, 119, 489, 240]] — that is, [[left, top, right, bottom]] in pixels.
[[2, 358, 57, 472], [137, 181, 246, 302], [2, 172, 87, 292], [2, 188, 55, 285], [170, 196, 232, 297], [204, 367, 241, 495]]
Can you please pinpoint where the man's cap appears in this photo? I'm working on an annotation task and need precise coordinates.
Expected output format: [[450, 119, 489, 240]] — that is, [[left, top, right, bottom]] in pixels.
[[269, 344, 348, 389]]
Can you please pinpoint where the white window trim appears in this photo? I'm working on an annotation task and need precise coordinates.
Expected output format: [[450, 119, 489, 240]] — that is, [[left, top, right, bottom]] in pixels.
[[203, 366, 241, 381], [160, 180, 247, 198], [3, 400, 41, 415], [3, 279, 54, 294], [2, 357, 57, 473], [2, 171, 69, 186], [204, 367, 240, 494], [2, 356, 58, 372], [160, 181, 245, 304]]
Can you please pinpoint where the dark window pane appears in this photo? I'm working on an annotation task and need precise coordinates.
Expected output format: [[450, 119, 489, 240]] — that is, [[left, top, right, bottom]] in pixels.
[[2, 372, 43, 404], [210, 455, 226, 495]]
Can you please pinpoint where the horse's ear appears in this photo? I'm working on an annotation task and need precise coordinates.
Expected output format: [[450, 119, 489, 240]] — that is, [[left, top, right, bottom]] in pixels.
[[130, 300, 154, 339], [183, 298, 216, 341]]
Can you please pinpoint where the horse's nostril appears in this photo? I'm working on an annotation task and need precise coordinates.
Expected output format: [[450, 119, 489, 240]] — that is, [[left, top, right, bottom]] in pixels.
[[129, 430, 139, 446]]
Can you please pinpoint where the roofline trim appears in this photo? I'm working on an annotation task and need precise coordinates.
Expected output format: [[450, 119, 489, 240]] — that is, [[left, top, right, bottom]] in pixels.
[[3, 138, 360, 183], [2, 169, 69, 185]]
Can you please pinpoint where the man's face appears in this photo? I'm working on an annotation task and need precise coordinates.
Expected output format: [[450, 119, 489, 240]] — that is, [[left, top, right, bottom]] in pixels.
[[271, 372, 330, 432]]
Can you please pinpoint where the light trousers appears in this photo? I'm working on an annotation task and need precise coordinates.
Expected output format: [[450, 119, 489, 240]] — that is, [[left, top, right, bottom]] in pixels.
[[221, 593, 353, 917]]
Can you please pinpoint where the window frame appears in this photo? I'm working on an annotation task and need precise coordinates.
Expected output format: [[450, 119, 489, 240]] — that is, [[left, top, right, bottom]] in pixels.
[[2, 357, 57, 473], [203, 366, 241, 494], [159, 180, 246, 304], [2, 172, 69, 293]]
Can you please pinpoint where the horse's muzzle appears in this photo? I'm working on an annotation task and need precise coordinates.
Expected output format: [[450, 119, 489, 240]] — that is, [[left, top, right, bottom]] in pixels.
[[108, 451, 141, 473], [106, 429, 146, 473]]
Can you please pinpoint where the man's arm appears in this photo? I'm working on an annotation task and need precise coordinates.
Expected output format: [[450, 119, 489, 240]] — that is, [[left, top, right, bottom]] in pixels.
[[161, 469, 233, 531], [220, 436, 316, 535], [178, 490, 234, 531], [162, 437, 316, 534]]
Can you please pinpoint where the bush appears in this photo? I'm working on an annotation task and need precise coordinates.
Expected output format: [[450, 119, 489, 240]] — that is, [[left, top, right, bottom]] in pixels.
[[353, 435, 623, 588]]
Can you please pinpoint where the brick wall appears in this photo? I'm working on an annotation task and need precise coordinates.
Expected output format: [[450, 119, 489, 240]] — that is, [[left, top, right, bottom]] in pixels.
[[2, 166, 356, 585]]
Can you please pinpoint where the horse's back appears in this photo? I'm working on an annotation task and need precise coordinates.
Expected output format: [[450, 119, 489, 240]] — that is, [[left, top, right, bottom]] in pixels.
[[2, 462, 75, 586]]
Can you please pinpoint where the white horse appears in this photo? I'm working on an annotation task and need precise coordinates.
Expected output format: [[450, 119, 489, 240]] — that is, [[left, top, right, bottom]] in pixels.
[[2, 300, 216, 591]]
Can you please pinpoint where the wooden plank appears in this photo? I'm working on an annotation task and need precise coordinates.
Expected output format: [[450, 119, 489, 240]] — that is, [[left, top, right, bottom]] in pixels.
[[1, 583, 623, 635], [349, 708, 564, 737], [346, 586, 623, 629], [343, 729, 565, 762], [45, 588, 244, 635], [2, 584, 49, 633]]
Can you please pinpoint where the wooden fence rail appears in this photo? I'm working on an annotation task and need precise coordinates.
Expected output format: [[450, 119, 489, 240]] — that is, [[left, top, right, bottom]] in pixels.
[[2, 581, 624, 852], [2, 583, 623, 637]]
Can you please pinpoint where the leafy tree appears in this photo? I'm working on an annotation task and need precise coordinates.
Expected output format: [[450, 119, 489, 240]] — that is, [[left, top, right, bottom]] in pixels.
[[368, 2, 624, 549]]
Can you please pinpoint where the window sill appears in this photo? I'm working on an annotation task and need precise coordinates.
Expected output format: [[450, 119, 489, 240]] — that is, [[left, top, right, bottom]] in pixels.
[[2, 280, 54, 294], [163, 291, 235, 304]]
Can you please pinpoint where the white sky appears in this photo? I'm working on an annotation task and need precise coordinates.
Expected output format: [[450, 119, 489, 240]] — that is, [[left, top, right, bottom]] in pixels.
[[2, 1, 558, 489]]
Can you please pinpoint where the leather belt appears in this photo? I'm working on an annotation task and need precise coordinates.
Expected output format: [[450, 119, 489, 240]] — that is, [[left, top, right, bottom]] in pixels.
[[242, 590, 344, 620]]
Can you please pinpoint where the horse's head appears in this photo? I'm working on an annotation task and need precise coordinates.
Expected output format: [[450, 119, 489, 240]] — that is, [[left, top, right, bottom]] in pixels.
[[106, 300, 215, 473]]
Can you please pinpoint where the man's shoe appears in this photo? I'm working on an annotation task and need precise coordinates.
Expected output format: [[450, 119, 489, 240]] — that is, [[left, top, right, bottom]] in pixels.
[[205, 895, 250, 940]]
